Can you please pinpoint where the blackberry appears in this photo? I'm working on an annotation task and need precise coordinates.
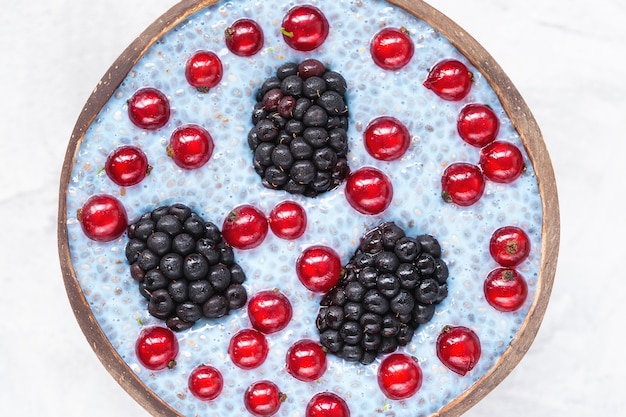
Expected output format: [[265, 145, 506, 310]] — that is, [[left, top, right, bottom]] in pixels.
[[316, 222, 450, 364], [125, 204, 248, 332], [248, 59, 350, 197]]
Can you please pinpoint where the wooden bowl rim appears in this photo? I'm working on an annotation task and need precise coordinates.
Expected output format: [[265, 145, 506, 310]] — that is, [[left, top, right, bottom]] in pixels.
[[57, 1, 560, 416]]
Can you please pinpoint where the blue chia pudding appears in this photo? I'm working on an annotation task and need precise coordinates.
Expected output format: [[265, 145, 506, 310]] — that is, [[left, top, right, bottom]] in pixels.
[[64, 0, 544, 416]]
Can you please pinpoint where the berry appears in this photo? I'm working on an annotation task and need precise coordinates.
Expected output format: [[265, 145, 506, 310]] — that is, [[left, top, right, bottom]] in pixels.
[[441, 162, 485, 206], [286, 339, 328, 382], [484, 268, 528, 312], [479, 141, 525, 183], [436, 325, 481, 376], [225, 18, 264, 57], [188, 365, 223, 401], [135, 326, 179, 370], [249, 61, 350, 197], [222, 204, 268, 250], [126, 204, 249, 331], [370, 27, 414, 70], [316, 222, 448, 364], [363, 116, 411, 161], [185, 50, 223, 92], [244, 380, 284, 417], [104, 145, 150, 187], [489, 226, 530, 267], [268, 200, 307, 240], [423, 59, 473, 101], [228, 328, 269, 370], [306, 392, 350, 417], [167, 124, 214, 170], [127, 87, 170, 130], [78, 194, 128, 242], [280, 5, 329, 52], [377, 353, 422, 400], [296, 245, 342, 293], [344, 167, 393, 215], [248, 289, 293, 334], [457, 103, 500, 147]]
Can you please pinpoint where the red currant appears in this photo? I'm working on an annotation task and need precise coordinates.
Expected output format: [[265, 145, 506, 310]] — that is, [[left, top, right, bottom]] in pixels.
[[364, 116, 411, 161], [185, 50, 223, 92], [345, 167, 393, 215], [127, 87, 170, 130], [423, 59, 473, 101], [225, 19, 264, 57], [457, 103, 500, 148], [306, 392, 350, 417], [167, 124, 214, 170], [436, 325, 481, 376], [135, 326, 179, 371], [441, 162, 485, 206], [105, 145, 150, 187], [370, 27, 414, 70], [286, 339, 328, 382], [268, 200, 307, 240], [78, 194, 128, 242], [188, 365, 223, 401], [489, 226, 531, 267], [247, 289, 293, 334], [484, 268, 528, 312], [228, 328, 269, 370], [296, 245, 342, 293], [280, 5, 329, 52], [479, 140, 525, 183], [377, 353, 422, 400], [244, 380, 284, 417], [222, 204, 268, 250]]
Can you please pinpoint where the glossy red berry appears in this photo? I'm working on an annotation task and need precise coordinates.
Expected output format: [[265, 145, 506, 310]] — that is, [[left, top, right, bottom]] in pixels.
[[296, 245, 342, 293], [370, 27, 414, 70], [244, 380, 284, 417], [345, 167, 393, 215], [135, 326, 179, 371], [436, 325, 481, 376], [127, 87, 170, 130], [377, 353, 422, 400], [280, 5, 329, 51], [286, 339, 328, 382], [364, 116, 411, 161], [188, 365, 223, 401], [105, 145, 150, 187], [484, 268, 528, 312], [306, 392, 350, 417], [185, 50, 223, 92], [247, 289, 293, 334], [167, 124, 214, 170], [479, 140, 525, 183], [228, 328, 269, 370], [225, 19, 264, 57], [441, 162, 485, 206], [423, 59, 473, 101], [489, 226, 531, 267], [78, 194, 128, 242], [268, 200, 307, 240], [222, 204, 268, 250], [457, 103, 500, 147]]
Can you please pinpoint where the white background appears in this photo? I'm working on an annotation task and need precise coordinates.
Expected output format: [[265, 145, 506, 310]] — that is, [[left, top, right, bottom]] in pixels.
[[1, 0, 623, 415]]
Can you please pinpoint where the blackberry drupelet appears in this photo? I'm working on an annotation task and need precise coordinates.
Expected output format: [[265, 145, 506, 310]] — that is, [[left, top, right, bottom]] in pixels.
[[316, 222, 450, 364], [126, 203, 248, 332], [249, 59, 350, 197]]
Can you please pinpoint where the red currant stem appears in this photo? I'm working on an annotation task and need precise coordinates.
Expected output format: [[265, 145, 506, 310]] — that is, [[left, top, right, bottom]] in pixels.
[[400, 26, 410, 36], [224, 27, 234, 39], [97, 167, 106, 176], [76, 208, 83, 222], [279, 392, 288, 403], [166, 145, 174, 158], [441, 324, 453, 334], [167, 359, 177, 369], [135, 317, 144, 326], [196, 87, 210, 94], [441, 191, 453, 204], [280, 27, 294, 38], [146, 165, 153, 176]]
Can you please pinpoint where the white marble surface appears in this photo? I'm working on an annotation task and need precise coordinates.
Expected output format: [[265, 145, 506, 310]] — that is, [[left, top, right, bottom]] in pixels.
[[0, 0, 623, 416]]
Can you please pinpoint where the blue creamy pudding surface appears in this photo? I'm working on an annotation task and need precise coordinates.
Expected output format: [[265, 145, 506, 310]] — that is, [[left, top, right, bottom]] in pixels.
[[65, 0, 543, 415]]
